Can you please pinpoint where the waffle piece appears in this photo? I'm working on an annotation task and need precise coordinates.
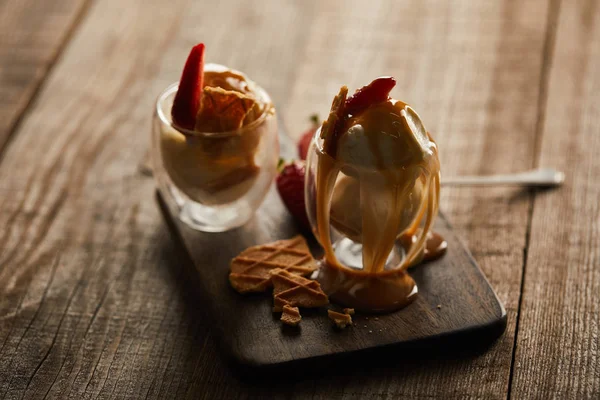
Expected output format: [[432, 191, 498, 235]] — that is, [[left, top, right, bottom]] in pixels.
[[280, 305, 302, 327], [195, 86, 257, 132], [328, 309, 353, 329], [229, 235, 318, 294], [270, 268, 329, 312]]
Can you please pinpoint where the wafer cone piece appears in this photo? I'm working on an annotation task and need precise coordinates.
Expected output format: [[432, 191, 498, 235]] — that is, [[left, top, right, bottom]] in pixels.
[[229, 235, 318, 294], [281, 305, 302, 327], [195, 86, 257, 132], [328, 309, 353, 329], [271, 268, 329, 312], [269, 268, 322, 295]]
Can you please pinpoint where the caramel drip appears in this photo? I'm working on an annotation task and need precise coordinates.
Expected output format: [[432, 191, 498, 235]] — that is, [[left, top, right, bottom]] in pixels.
[[316, 145, 440, 273], [404, 172, 440, 268], [359, 168, 413, 273], [315, 152, 340, 267], [423, 231, 447, 261]]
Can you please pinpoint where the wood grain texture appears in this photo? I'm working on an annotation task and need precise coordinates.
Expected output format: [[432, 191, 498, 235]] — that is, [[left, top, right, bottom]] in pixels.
[[0, 0, 90, 153], [0, 0, 567, 398], [511, 1, 600, 398]]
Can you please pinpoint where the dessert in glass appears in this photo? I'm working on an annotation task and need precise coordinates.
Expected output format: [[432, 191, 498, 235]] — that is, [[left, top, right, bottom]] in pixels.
[[152, 44, 278, 232], [305, 77, 445, 312]]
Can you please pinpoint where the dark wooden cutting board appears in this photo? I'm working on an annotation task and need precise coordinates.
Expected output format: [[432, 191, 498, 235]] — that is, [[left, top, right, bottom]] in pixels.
[[155, 130, 507, 369]]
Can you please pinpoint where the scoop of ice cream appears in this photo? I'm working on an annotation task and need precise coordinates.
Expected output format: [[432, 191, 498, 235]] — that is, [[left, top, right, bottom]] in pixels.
[[160, 125, 260, 205], [329, 173, 425, 243], [336, 100, 433, 171]]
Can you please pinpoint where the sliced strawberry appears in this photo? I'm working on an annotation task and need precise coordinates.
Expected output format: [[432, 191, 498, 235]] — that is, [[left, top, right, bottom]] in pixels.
[[171, 43, 205, 130], [345, 76, 396, 116], [276, 159, 310, 231], [297, 114, 320, 160]]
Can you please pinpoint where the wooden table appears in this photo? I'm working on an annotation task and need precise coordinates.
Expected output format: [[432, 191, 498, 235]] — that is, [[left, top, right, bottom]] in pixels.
[[0, 0, 598, 398]]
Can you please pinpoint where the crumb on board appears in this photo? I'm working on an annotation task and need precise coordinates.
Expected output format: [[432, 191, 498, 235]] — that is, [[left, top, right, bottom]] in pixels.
[[328, 309, 353, 329], [437, 304, 442, 309], [281, 305, 301, 327]]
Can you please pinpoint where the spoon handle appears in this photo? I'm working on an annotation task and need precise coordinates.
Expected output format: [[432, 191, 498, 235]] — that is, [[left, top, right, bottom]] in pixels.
[[442, 168, 565, 187]]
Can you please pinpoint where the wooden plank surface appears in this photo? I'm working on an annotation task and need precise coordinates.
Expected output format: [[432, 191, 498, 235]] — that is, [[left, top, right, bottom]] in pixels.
[[0, 0, 90, 153], [1, 0, 596, 398], [511, 1, 600, 398]]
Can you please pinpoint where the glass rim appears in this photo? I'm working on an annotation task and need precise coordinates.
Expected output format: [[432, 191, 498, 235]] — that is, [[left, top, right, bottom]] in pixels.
[[156, 70, 274, 138]]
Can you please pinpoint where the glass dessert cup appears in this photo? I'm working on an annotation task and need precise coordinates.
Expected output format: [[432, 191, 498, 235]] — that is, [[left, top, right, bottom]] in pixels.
[[305, 128, 441, 313], [152, 66, 278, 232]]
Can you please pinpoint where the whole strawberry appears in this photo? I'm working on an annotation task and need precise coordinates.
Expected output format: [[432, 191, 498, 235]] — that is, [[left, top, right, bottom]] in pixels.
[[276, 159, 310, 231], [297, 114, 320, 160]]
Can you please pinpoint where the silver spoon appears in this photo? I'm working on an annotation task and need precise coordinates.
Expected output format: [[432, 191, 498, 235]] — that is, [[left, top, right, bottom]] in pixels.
[[442, 168, 565, 187]]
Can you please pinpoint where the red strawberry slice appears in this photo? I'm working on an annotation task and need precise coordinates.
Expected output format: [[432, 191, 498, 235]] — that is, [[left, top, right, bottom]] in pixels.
[[276, 159, 310, 231], [345, 76, 396, 116], [171, 43, 205, 130], [297, 114, 320, 160]]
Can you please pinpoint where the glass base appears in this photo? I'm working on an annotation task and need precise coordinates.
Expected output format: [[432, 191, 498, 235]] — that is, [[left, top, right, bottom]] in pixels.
[[163, 184, 254, 233], [179, 201, 254, 232], [333, 237, 402, 271]]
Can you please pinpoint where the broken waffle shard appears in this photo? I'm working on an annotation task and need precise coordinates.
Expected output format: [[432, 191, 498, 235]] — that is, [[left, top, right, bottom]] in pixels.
[[270, 268, 329, 312], [281, 305, 302, 327], [229, 235, 318, 294]]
